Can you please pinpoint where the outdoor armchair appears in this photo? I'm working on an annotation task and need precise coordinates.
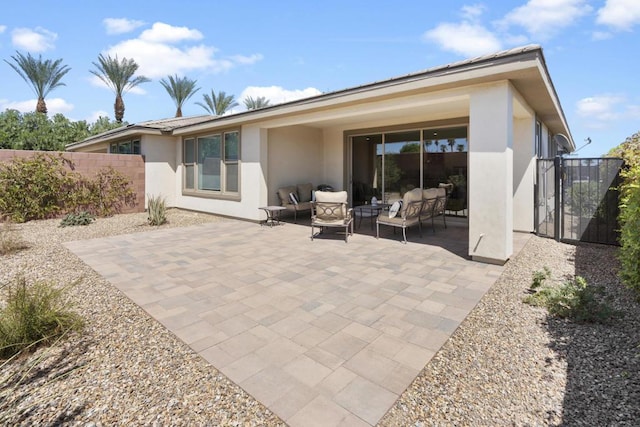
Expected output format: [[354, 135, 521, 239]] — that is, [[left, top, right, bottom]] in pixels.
[[311, 190, 354, 243], [376, 188, 423, 243], [420, 187, 448, 232]]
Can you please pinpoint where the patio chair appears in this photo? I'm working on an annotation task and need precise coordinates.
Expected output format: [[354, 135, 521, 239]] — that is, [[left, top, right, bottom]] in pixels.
[[311, 190, 354, 243], [376, 188, 423, 243], [420, 187, 448, 232]]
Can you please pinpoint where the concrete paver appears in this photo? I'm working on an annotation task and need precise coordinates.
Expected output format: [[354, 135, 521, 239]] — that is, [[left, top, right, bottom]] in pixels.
[[65, 218, 530, 426]]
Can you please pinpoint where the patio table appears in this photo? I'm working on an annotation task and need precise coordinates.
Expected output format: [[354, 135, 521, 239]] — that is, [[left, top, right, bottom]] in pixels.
[[355, 203, 388, 229], [259, 206, 287, 227]]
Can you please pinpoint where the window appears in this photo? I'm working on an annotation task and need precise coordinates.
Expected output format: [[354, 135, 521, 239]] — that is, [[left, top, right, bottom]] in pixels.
[[183, 130, 240, 196], [110, 140, 140, 155]]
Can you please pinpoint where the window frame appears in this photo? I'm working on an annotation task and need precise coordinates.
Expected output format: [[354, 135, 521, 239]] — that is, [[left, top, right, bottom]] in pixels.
[[182, 129, 241, 200], [109, 139, 141, 155]]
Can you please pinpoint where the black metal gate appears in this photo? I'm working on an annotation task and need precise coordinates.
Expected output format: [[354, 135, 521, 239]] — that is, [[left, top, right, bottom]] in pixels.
[[535, 157, 624, 245]]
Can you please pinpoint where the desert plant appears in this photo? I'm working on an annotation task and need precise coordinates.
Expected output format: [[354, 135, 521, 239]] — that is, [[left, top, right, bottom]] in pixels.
[[59, 211, 95, 227], [530, 266, 551, 290], [71, 167, 137, 217], [147, 194, 167, 226], [524, 275, 616, 323], [0, 275, 83, 359], [0, 222, 28, 255]]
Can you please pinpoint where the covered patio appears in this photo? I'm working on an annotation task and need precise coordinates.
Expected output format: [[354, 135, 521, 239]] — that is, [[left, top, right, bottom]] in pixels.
[[65, 219, 531, 426]]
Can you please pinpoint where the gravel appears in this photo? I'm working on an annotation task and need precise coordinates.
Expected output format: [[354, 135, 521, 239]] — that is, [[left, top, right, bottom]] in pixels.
[[1, 211, 639, 426]]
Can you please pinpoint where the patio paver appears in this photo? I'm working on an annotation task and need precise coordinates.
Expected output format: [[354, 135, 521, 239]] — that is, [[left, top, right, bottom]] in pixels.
[[65, 218, 530, 426]]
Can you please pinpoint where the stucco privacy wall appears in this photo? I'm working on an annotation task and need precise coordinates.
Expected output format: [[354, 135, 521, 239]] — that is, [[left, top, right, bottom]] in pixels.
[[0, 149, 145, 214]]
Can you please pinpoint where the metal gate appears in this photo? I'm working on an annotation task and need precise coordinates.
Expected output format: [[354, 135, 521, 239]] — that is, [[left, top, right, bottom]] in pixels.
[[535, 157, 624, 245]]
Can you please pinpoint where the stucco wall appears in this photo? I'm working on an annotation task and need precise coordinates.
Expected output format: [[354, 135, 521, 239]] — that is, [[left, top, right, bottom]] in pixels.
[[0, 149, 145, 213], [141, 136, 177, 208], [267, 125, 323, 205]]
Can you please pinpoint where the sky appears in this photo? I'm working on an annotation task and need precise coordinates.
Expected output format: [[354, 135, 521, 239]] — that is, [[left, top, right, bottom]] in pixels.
[[0, 0, 638, 157]]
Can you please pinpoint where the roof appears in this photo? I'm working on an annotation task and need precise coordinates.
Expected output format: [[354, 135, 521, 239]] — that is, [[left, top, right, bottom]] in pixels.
[[66, 115, 213, 149], [67, 45, 574, 151]]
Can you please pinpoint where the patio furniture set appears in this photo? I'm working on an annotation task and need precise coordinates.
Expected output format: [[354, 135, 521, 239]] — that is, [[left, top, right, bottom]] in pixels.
[[267, 185, 448, 243]]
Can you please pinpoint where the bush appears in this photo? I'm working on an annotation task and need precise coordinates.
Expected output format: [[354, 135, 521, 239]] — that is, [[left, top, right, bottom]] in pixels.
[[0, 222, 28, 255], [0, 153, 77, 222], [524, 275, 616, 323], [609, 131, 640, 294], [147, 194, 167, 226], [0, 154, 138, 222], [59, 211, 95, 227], [530, 266, 551, 290], [0, 275, 83, 359]]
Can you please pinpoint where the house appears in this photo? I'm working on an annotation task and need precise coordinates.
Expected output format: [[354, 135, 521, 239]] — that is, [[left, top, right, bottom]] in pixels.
[[66, 44, 574, 264]]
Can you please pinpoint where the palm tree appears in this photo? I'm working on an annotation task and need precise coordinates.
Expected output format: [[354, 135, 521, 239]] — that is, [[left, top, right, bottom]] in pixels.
[[159, 74, 199, 117], [90, 54, 150, 123], [243, 96, 270, 110], [196, 89, 238, 115], [5, 51, 71, 114], [447, 138, 456, 152]]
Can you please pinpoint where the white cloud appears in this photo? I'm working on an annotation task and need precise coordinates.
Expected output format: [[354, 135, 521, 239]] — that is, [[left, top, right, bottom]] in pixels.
[[231, 54, 264, 65], [86, 110, 112, 123], [576, 94, 640, 128], [88, 74, 148, 95], [139, 22, 203, 43], [11, 27, 57, 52], [423, 22, 502, 57], [239, 86, 322, 108], [103, 18, 145, 35], [96, 22, 262, 79], [461, 4, 486, 20], [591, 31, 612, 41], [0, 25, 6, 34], [500, 0, 592, 39], [597, 0, 640, 31], [0, 97, 73, 115]]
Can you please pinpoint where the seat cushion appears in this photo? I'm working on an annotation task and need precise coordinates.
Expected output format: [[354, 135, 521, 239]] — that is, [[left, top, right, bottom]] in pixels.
[[297, 183, 314, 203], [401, 188, 423, 217]]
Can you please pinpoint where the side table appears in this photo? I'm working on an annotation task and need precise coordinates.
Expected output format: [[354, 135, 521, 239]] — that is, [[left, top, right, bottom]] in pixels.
[[259, 206, 287, 227]]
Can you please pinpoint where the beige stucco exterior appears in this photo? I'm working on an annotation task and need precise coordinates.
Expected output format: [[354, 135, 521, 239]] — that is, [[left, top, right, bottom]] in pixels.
[[67, 45, 574, 264]]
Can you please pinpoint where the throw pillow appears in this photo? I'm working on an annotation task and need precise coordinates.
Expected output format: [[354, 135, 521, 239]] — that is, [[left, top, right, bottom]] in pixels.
[[388, 200, 402, 218], [289, 192, 299, 205]]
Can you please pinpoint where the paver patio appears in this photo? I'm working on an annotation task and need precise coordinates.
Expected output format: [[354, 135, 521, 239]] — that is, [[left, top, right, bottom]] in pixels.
[[65, 218, 530, 426]]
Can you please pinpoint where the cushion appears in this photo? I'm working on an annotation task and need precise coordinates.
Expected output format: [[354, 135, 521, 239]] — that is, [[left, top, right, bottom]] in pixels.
[[315, 190, 347, 204], [289, 192, 299, 205], [388, 200, 402, 218], [423, 188, 439, 200], [297, 183, 314, 203], [401, 188, 423, 216], [277, 185, 297, 205]]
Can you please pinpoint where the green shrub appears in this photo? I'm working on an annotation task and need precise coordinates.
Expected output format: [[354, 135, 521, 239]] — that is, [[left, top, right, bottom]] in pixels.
[[0, 222, 28, 255], [0, 153, 77, 222], [0, 154, 138, 222], [609, 131, 640, 294], [524, 276, 616, 323], [530, 266, 551, 290], [147, 194, 167, 226], [0, 275, 83, 359], [59, 211, 95, 227]]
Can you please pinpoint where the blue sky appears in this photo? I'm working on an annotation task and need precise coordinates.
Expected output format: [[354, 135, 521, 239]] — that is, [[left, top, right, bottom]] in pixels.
[[1, 0, 638, 157]]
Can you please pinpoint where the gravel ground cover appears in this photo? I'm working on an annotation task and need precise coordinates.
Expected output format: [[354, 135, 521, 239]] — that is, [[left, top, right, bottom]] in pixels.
[[1, 210, 639, 426]]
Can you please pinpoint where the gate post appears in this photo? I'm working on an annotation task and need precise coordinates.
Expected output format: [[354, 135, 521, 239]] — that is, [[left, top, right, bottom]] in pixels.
[[554, 155, 562, 241]]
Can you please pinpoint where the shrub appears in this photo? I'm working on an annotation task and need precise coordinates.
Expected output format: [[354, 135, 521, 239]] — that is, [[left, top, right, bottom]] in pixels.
[[609, 131, 640, 293], [59, 211, 95, 227], [0, 275, 83, 359], [0, 153, 77, 222], [0, 222, 28, 255], [0, 154, 138, 222], [147, 194, 167, 226], [524, 275, 616, 323], [530, 266, 551, 290]]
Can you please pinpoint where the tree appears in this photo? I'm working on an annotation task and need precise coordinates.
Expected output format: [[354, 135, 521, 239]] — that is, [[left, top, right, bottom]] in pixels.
[[243, 96, 270, 110], [4, 51, 71, 114], [447, 138, 456, 152], [196, 90, 238, 115], [90, 54, 150, 123], [159, 74, 199, 117], [399, 143, 420, 153], [88, 116, 124, 135]]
